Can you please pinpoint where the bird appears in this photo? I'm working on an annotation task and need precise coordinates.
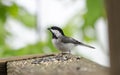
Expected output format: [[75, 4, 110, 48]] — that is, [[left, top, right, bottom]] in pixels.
[[48, 26, 95, 54]]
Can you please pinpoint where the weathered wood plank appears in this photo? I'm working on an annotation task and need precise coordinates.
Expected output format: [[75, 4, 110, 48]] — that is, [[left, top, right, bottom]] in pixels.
[[3, 54, 109, 75], [0, 61, 7, 75], [0, 54, 55, 75]]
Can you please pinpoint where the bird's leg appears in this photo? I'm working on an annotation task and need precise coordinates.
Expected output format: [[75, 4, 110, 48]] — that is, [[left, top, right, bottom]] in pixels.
[[61, 51, 64, 56], [68, 50, 71, 55], [67, 50, 71, 58], [57, 51, 63, 57]]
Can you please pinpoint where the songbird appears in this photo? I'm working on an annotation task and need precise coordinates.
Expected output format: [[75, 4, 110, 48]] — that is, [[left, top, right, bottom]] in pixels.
[[48, 26, 95, 53]]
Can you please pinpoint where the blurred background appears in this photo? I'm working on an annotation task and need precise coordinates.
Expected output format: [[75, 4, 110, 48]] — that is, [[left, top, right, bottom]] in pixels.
[[0, 0, 109, 67]]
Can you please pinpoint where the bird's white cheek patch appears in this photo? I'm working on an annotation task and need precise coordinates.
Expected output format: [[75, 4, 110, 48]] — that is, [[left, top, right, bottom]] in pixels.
[[51, 30, 62, 37]]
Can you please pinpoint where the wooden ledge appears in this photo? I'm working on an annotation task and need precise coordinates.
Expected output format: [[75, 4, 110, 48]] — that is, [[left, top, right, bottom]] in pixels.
[[0, 54, 109, 75]]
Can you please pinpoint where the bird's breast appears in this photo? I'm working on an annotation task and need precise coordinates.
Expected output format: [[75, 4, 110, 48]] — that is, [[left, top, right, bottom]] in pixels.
[[52, 39, 75, 52]]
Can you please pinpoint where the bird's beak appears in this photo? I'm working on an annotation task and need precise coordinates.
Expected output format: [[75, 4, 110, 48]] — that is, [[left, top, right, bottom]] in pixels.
[[47, 28, 51, 31], [47, 28, 50, 30]]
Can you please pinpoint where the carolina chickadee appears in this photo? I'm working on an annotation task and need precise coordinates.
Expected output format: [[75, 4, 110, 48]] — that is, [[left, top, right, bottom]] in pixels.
[[48, 26, 95, 53]]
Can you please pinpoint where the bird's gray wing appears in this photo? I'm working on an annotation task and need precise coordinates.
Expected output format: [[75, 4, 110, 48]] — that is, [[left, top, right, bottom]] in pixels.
[[61, 36, 95, 49], [61, 36, 81, 44]]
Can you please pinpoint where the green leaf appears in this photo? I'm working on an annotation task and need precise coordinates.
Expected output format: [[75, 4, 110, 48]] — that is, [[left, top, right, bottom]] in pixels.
[[0, 21, 6, 46], [81, 0, 105, 42], [16, 9, 36, 28], [7, 3, 19, 17], [83, 0, 104, 28], [0, 2, 7, 22]]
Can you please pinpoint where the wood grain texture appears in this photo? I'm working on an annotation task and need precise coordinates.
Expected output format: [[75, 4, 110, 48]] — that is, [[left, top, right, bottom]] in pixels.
[[4, 54, 109, 75], [0, 54, 55, 75]]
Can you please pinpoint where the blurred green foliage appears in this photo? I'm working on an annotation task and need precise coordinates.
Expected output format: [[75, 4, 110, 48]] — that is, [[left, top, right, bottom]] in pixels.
[[82, 0, 106, 42], [0, 0, 36, 57], [64, 0, 106, 42], [0, 0, 106, 57]]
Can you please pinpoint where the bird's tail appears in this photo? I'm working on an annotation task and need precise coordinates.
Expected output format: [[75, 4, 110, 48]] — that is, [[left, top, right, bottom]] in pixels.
[[80, 43, 95, 49]]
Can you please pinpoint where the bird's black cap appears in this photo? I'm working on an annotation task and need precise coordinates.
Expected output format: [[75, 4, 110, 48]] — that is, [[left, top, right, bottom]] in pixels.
[[48, 26, 65, 36]]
